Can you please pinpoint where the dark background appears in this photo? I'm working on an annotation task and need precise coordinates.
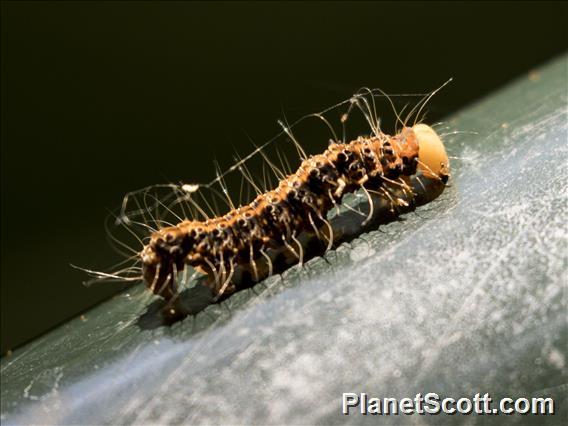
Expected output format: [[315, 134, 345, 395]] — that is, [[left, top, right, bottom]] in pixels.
[[1, 1, 566, 354]]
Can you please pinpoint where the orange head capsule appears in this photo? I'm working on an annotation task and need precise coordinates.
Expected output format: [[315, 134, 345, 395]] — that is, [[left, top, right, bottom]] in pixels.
[[412, 124, 450, 182]]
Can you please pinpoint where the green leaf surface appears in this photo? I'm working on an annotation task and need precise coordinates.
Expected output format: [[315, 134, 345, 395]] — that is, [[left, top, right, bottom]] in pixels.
[[1, 55, 567, 425]]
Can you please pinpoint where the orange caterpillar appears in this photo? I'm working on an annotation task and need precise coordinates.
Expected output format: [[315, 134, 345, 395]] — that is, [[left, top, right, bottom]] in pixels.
[[77, 86, 451, 321], [141, 124, 449, 320]]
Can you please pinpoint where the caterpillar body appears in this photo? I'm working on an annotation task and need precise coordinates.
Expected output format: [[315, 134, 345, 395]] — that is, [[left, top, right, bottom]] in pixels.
[[80, 87, 451, 322], [140, 125, 449, 321]]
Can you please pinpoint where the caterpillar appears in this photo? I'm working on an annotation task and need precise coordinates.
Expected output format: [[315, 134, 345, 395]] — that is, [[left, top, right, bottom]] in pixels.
[[79, 85, 451, 322]]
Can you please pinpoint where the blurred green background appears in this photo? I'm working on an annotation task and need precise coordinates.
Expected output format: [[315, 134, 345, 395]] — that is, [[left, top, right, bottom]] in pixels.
[[1, 1, 567, 354]]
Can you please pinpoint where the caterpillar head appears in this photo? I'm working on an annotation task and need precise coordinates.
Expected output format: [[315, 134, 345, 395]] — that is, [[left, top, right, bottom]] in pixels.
[[412, 124, 450, 183]]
